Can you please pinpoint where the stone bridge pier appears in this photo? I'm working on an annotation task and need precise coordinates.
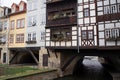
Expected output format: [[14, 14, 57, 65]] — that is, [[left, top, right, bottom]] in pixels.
[[47, 49, 84, 77]]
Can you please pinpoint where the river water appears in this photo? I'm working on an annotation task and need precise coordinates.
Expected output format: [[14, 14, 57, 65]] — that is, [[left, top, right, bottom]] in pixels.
[[54, 56, 113, 80]]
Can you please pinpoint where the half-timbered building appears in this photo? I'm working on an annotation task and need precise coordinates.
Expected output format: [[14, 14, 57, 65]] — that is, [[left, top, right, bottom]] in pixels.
[[78, 0, 97, 48], [97, 0, 120, 48], [46, 0, 77, 49], [96, 0, 120, 69], [45, 0, 120, 70]]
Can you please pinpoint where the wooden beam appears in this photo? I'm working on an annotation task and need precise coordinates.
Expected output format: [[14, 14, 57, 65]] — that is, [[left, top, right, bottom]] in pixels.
[[9, 51, 19, 64], [47, 49, 50, 57]]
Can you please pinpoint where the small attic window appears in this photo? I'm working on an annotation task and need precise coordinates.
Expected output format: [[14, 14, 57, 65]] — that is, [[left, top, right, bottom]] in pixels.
[[19, 4, 24, 11], [12, 7, 15, 13]]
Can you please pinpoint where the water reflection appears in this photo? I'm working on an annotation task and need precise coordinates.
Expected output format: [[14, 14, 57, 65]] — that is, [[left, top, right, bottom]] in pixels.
[[54, 56, 113, 80]]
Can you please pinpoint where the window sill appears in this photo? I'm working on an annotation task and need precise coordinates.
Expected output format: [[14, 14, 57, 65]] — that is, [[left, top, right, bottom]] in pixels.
[[51, 39, 71, 42], [16, 42, 24, 43], [26, 41, 37, 44], [27, 25, 37, 27], [16, 27, 24, 29], [0, 42, 6, 44], [28, 9, 37, 12]]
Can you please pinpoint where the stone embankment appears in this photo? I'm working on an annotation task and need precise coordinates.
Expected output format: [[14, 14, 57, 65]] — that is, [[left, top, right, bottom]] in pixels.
[[1, 70, 58, 80]]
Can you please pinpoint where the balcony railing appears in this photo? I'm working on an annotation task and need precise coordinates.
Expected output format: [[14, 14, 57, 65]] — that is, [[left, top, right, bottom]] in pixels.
[[0, 41, 6, 44], [46, 16, 77, 27]]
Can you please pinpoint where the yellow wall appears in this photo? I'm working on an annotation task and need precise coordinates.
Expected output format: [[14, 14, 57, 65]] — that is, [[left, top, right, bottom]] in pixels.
[[9, 12, 26, 48]]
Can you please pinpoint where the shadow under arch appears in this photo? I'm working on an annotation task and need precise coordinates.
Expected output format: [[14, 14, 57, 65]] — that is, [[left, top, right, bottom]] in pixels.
[[18, 52, 39, 65]]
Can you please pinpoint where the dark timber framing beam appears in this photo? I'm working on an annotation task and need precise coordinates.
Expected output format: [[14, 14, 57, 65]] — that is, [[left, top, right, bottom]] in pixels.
[[47, 49, 50, 57], [9, 51, 19, 64]]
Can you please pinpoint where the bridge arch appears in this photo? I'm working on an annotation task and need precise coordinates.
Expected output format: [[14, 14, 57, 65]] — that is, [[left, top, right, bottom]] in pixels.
[[59, 52, 84, 76], [10, 50, 39, 65], [18, 53, 39, 64]]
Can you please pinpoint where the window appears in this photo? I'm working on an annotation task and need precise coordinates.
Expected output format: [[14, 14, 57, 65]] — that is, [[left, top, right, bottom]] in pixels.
[[105, 28, 120, 40], [5, 8, 8, 15], [118, 4, 120, 12], [21, 19, 25, 27], [82, 31, 87, 40], [111, 5, 117, 13], [104, 6, 110, 14], [27, 33, 36, 41], [28, 16, 36, 26], [28, 1, 37, 11], [105, 29, 111, 39], [0, 22, 3, 31], [17, 20, 20, 28], [40, 13, 46, 25], [16, 34, 24, 43], [3, 21, 7, 30], [11, 20, 14, 30], [17, 19, 25, 28], [28, 33, 31, 41], [2, 36, 6, 43], [10, 34, 14, 43], [104, 4, 120, 14], [19, 5, 24, 11], [81, 30, 94, 40], [51, 28, 71, 41], [12, 7, 15, 13], [88, 31, 93, 39], [32, 33, 36, 41], [112, 29, 119, 38], [41, 32, 45, 41], [83, 8, 89, 17]]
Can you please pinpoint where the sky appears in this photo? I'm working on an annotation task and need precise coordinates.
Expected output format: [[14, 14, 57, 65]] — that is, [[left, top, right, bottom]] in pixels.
[[1, 0, 27, 8]]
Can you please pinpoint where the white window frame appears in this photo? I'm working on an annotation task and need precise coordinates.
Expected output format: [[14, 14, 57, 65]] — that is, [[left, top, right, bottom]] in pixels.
[[84, 8, 89, 17], [27, 32, 36, 41], [41, 32, 45, 41], [105, 28, 120, 39], [3, 21, 7, 30], [28, 1, 37, 11]]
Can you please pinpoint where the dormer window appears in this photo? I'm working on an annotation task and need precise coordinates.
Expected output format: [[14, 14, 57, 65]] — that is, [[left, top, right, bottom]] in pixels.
[[12, 7, 15, 13], [19, 4, 24, 11]]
